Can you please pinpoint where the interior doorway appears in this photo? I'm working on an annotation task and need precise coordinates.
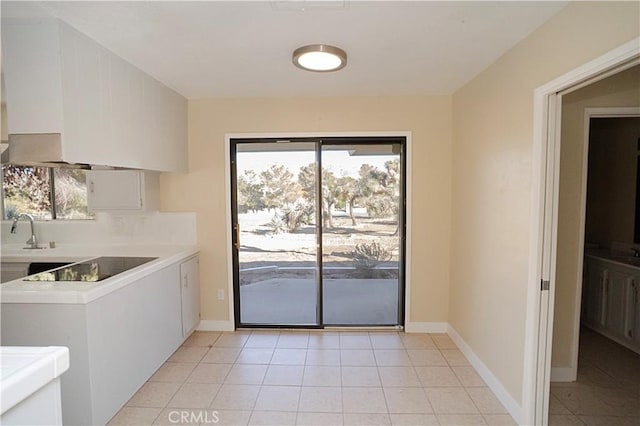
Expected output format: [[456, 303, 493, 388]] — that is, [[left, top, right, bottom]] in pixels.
[[230, 136, 406, 328]]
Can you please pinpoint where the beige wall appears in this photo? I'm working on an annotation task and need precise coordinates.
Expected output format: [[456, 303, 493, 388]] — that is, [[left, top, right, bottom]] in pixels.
[[161, 96, 453, 324], [451, 1, 639, 406], [553, 68, 640, 370]]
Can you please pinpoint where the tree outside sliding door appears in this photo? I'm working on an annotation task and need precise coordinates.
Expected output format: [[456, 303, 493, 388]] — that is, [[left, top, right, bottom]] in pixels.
[[231, 137, 405, 328]]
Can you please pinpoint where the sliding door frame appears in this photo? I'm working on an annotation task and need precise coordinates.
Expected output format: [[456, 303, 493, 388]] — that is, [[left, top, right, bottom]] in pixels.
[[226, 132, 411, 330]]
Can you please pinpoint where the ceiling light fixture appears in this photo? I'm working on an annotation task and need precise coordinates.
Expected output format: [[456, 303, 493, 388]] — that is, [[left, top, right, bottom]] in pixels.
[[292, 44, 347, 72]]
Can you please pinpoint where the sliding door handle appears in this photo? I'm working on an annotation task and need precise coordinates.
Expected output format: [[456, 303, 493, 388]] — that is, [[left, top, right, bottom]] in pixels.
[[235, 224, 240, 250]]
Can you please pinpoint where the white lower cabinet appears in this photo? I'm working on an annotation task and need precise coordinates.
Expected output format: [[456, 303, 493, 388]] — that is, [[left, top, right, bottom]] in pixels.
[[180, 256, 200, 337], [0, 254, 200, 425], [583, 256, 640, 354]]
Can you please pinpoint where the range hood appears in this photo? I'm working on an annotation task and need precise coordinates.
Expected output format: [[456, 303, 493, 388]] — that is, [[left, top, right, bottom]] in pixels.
[[1, 134, 90, 169]]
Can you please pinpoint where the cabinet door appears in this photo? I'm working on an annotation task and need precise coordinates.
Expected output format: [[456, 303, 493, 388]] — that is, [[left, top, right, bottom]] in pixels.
[[625, 278, 637, 341], [605, 270, 629, 339], [584, 262, 606, 327], [180, 256, 200, 337], [87, 170, 142, 211]]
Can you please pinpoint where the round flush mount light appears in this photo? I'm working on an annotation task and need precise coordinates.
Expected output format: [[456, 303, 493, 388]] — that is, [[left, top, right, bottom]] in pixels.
[[292, 44, 347, 72]]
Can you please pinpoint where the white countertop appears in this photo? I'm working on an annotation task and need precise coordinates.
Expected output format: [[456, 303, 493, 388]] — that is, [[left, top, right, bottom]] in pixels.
[[1, 244, 199, 304], [0, 346, 70, 415], [585, 249, 640, 270]]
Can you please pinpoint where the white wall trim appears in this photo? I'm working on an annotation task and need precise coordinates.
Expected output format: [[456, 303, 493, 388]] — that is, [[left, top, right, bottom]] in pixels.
[[197, 320, 235, 332], [224, 131, 412, 328], [550, 367, 576, 382], [404, 322, 448, 333], [523, 37, 640, 425], [448, 325, 523, 424]]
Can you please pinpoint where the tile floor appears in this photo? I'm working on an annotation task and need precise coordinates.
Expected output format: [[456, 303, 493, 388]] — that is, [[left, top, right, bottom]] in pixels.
[[108, 331, 515, 426], [549, 327, 640, 426]]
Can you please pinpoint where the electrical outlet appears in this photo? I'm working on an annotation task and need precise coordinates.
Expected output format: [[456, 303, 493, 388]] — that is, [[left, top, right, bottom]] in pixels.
[[217, 289, 225, 300]]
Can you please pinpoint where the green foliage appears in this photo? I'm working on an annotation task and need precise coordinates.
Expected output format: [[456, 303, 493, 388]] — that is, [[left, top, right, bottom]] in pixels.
[[260, 165, 301, 210], [352, 241, 392, 270], [2, 165, 52, 219], [237, 170, 265, 213], [268, 199, 313, 233]]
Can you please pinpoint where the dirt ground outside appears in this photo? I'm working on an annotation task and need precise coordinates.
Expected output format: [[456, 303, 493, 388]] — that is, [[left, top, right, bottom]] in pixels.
[[238, 208, 400, 271]]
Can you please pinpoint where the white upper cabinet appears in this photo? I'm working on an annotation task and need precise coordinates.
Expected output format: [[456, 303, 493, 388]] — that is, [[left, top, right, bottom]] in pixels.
[[2, 18, 188, 172]]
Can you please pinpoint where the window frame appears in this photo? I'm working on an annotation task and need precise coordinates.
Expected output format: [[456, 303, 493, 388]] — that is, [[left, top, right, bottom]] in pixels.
[[1, 165, 94, 221]]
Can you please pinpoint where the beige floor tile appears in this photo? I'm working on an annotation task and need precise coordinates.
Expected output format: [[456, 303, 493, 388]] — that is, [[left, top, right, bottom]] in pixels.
[[169, 346, 209, 363], [254, 385, 301, 411], [264, 365, 304, 386], [375, 350, 412, 366], [214, 410, 252, 426], [167, 383, 220, 408], [306, 349, 341, 366], [296, 412, 344, 425], [149, 362, 197, 383], [431, 334, 457, 350], [343, 413, 391, 425], [126, 382, 181, 408], [551, 387, 621, 416], [272, 348, 308, 365], [401, 334, 437, 350], [452, 366, 486, 387], [303, 365, 342, 386], [187, 363, 232, 384], [299, 386, 343, 413], [437, 414, 486, 425], [548, 414, 585, 425], [415, 366, 461, 387], [389, 413, 439, 425], [249, 410, 297, 425], [549, 393, 572, 415], [407, 350, 448, 367], [182, 331, 221, 347], [245, 333, 279, 348], [341, 334, 373, 349], [482, 414, 517, 426], [370, 333, 404, 349], [425, 388, 479, 414], [202, 347, 242, 364], [210, 384, 260, 410], [236, 348, 274, 364], [225, 364, 268, 385], [308, 333, 340, 349], [384, 387, 433, 414], [213, 333, 250, 348], [341, 366, 381, 387], [342, 387, 388, 413], [577, 415, 639, 425], [441, 349, 470, 366], [278, 332, 310, 348], [466, 388, 507, 414], [341, 349, 376, 366], [378, 366, 421, 387], [108, 407, 162, 425]]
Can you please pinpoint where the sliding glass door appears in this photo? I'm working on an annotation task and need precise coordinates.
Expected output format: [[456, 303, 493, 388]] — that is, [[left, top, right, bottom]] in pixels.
[[231, 137, 405, 328]]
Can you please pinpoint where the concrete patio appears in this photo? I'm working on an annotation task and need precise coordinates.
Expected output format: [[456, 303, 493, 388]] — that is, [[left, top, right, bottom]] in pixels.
[[239, 278, 399, 325]]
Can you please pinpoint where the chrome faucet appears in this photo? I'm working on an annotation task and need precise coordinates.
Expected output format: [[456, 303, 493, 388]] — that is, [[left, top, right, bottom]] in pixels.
[[632, 248, 640, 258], [10, 213, 39, 249]]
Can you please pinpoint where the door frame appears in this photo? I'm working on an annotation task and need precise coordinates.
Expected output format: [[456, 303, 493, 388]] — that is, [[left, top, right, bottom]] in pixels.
[[555, 107, 640, 383], [225, 131, 412, 329], [523, 38, 639, 426]]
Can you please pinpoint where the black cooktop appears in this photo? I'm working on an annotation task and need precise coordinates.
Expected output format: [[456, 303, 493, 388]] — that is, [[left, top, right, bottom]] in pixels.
[[23, 256, 157, 282]]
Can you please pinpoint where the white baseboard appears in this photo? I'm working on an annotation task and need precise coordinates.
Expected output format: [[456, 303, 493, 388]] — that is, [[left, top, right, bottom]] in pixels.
[[197, 320, 235, 332], [404, 322, 448, 333], [447, 325, 522, 425], [551, 367, 576, 382]]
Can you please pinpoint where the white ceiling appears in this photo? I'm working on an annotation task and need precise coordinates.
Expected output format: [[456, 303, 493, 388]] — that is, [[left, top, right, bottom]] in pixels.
[[2, 1, 567, 99]]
